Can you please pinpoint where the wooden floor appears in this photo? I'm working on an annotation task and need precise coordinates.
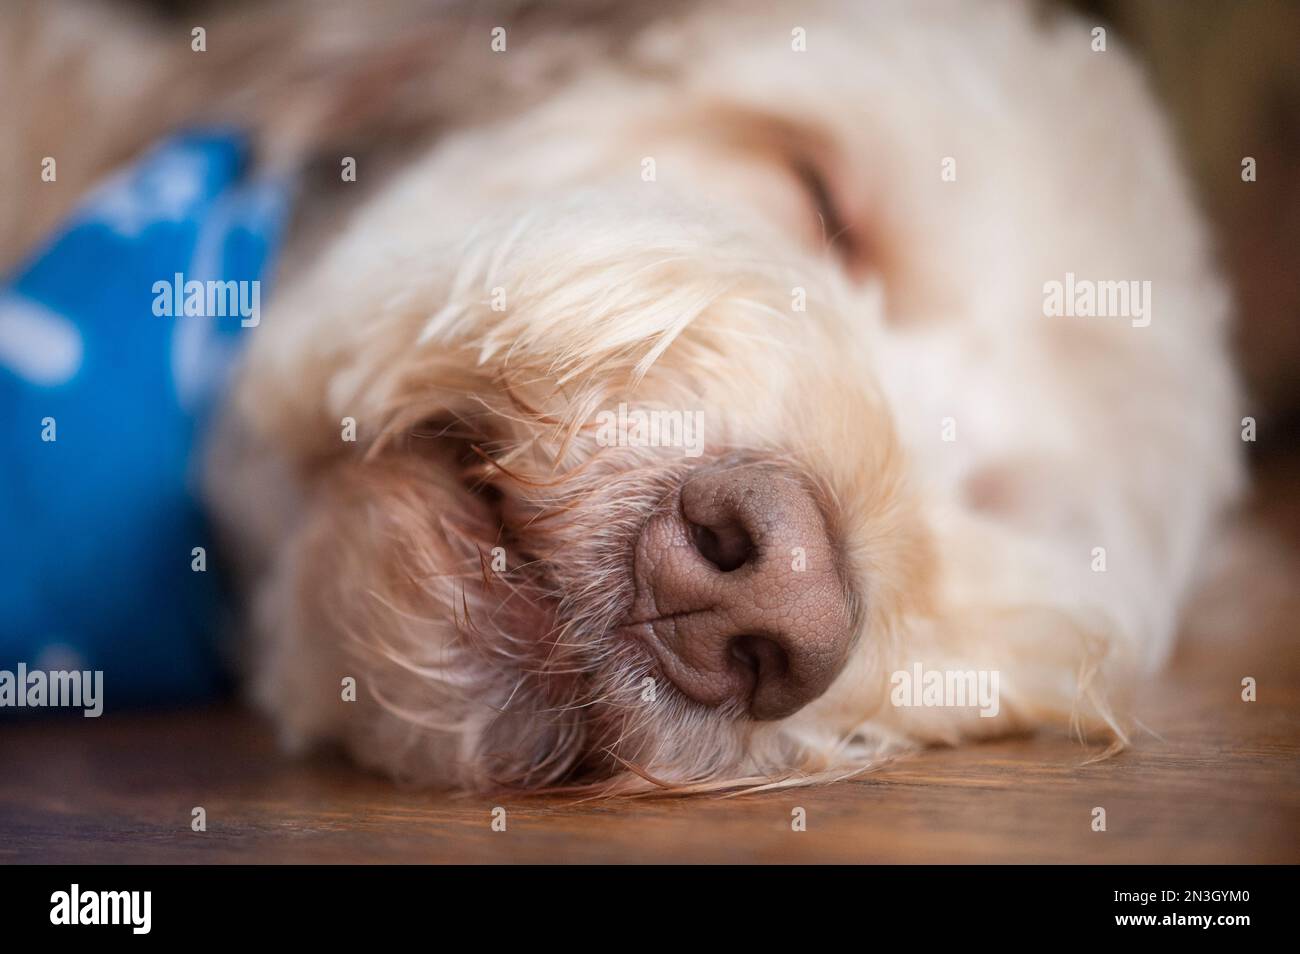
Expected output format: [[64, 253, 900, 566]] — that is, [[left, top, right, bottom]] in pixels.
[[3, 459, 1298, 864]]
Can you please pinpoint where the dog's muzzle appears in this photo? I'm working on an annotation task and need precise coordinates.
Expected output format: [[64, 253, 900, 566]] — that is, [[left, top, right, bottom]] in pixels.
[[620, 461, 857, 720]]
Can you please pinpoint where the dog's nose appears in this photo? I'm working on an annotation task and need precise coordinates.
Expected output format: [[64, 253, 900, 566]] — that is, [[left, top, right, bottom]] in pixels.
[[623, 463, 857, 720]]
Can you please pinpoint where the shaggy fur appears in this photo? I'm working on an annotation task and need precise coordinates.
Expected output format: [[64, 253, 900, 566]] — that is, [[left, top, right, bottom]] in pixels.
[[6, 0, 1244, 792]]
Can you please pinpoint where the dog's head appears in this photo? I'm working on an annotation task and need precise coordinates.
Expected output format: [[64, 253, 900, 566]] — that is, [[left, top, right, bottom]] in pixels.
[[217, 2, 1083, 791]]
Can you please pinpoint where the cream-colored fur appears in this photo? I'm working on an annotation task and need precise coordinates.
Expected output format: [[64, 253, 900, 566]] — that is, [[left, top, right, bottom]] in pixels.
[[7, 0, 1244, 791]]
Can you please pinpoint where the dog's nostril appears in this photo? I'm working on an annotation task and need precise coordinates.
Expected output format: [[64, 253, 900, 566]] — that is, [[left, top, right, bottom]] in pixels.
[[729, 634, 788, 682], [729, 635, 761, 678], [688, 519, 754, 572], [729, 634, 796, 718]]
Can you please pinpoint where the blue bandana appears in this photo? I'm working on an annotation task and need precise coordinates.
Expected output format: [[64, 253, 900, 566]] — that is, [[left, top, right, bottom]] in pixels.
[[0, 130, 293, 707]]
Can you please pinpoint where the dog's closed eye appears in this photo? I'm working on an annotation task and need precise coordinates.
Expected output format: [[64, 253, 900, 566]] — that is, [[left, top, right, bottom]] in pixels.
[[685, 105, 865, 271], [789, 156, 860, 265]]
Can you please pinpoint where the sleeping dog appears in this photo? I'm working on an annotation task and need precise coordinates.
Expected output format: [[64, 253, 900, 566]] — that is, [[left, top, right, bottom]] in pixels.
[[6, 0, 1243, 791]]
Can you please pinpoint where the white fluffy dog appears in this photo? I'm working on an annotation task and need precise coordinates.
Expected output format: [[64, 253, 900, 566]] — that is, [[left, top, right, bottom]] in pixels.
[[9, 0, 1244, 792]]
